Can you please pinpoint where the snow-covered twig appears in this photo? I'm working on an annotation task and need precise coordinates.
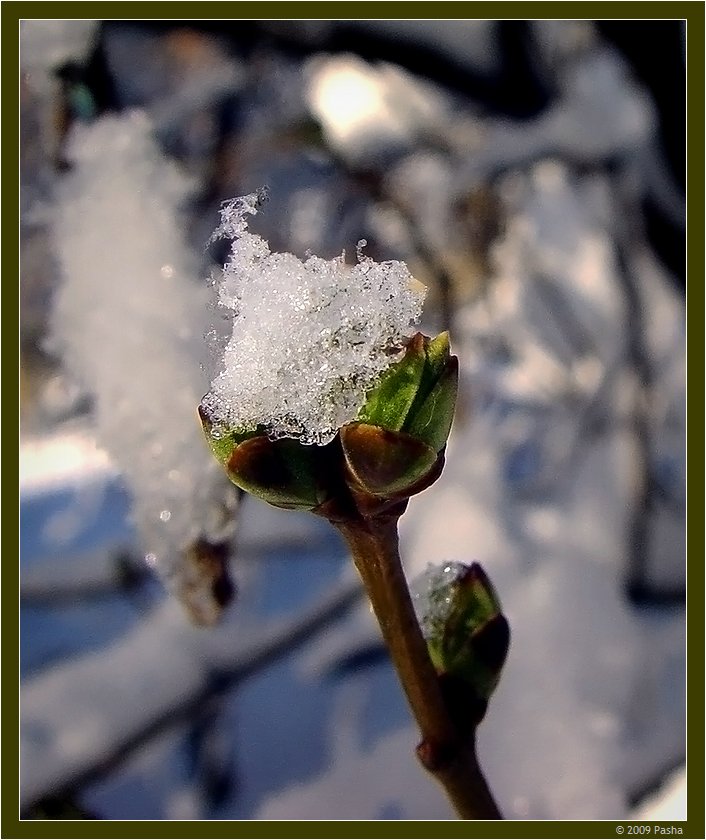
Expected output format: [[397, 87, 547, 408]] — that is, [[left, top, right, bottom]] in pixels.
[[49, 111, 240, 621]]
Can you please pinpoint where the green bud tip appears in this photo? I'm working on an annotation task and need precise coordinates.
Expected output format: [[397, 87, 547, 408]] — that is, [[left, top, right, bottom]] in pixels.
[[414, 561, 510, 707]]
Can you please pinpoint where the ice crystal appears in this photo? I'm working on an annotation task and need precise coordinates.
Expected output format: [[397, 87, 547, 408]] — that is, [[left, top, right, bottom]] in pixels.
[[202, 190, 426, 445]]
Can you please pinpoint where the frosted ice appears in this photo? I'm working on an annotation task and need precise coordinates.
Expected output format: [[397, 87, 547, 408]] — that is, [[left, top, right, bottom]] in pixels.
[[410, 561, 468, 640], [49, 111, 235, 582], [202, 191, 426, 445]]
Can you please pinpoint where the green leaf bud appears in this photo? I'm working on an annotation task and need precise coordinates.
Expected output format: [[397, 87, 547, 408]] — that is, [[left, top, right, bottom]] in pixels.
[[414, 562, 510, 706]]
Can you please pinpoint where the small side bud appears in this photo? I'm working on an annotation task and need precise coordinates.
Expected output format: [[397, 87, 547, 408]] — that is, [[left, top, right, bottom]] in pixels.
[[412, 561, 510, 723]]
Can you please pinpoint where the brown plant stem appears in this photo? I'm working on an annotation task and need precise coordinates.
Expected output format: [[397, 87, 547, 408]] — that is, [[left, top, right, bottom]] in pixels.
[[333, 516, 502, 820]]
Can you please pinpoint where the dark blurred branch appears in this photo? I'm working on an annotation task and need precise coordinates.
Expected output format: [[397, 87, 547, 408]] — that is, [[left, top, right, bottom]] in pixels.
[[184, 690, 238, 810], [627, 754, 685, 809], [532, 272, 595, 363], [20, 551, 151, 606], [387, 192, 457, 333], [596, 21, 685, 191], [21, 577, 362, 811], [24, 796, 99, 820], [20, 528, 334, 609], [612, 167, 682, 607], [132, 20, 552, 118]]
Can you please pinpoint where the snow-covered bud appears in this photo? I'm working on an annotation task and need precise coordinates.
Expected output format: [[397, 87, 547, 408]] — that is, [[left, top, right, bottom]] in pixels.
[[200, 189, 425, 449], [413, 562, 510, 724], [199, 190, 457, 518]]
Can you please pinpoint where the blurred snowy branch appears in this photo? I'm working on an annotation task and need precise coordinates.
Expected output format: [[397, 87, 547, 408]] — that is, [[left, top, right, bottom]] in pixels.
[[48, 111, 242, 622]]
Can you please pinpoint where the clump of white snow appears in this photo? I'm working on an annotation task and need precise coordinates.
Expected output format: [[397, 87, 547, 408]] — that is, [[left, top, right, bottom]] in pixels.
[[49, 111, 235, 582], [202, 192, 426, 445], [304, 54, 450, 165], [631, 767, 686, 821], [20, 19, 100, 75]]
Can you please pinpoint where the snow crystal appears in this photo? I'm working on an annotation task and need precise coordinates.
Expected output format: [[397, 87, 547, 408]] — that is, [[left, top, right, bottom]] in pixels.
[[202, 191, 426, 445], [49, 111, 235, 579]]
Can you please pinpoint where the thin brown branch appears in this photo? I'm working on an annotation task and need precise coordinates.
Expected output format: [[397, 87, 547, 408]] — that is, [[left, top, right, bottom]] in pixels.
[[333, 517, 502, 820]]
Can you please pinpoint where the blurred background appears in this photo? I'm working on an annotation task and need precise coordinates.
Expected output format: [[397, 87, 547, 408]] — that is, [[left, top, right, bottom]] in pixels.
[[20, 18, 686, 821]]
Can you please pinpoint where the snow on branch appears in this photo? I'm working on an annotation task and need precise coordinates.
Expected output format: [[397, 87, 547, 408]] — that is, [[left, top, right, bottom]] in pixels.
[[49, 111, 237, 590]]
